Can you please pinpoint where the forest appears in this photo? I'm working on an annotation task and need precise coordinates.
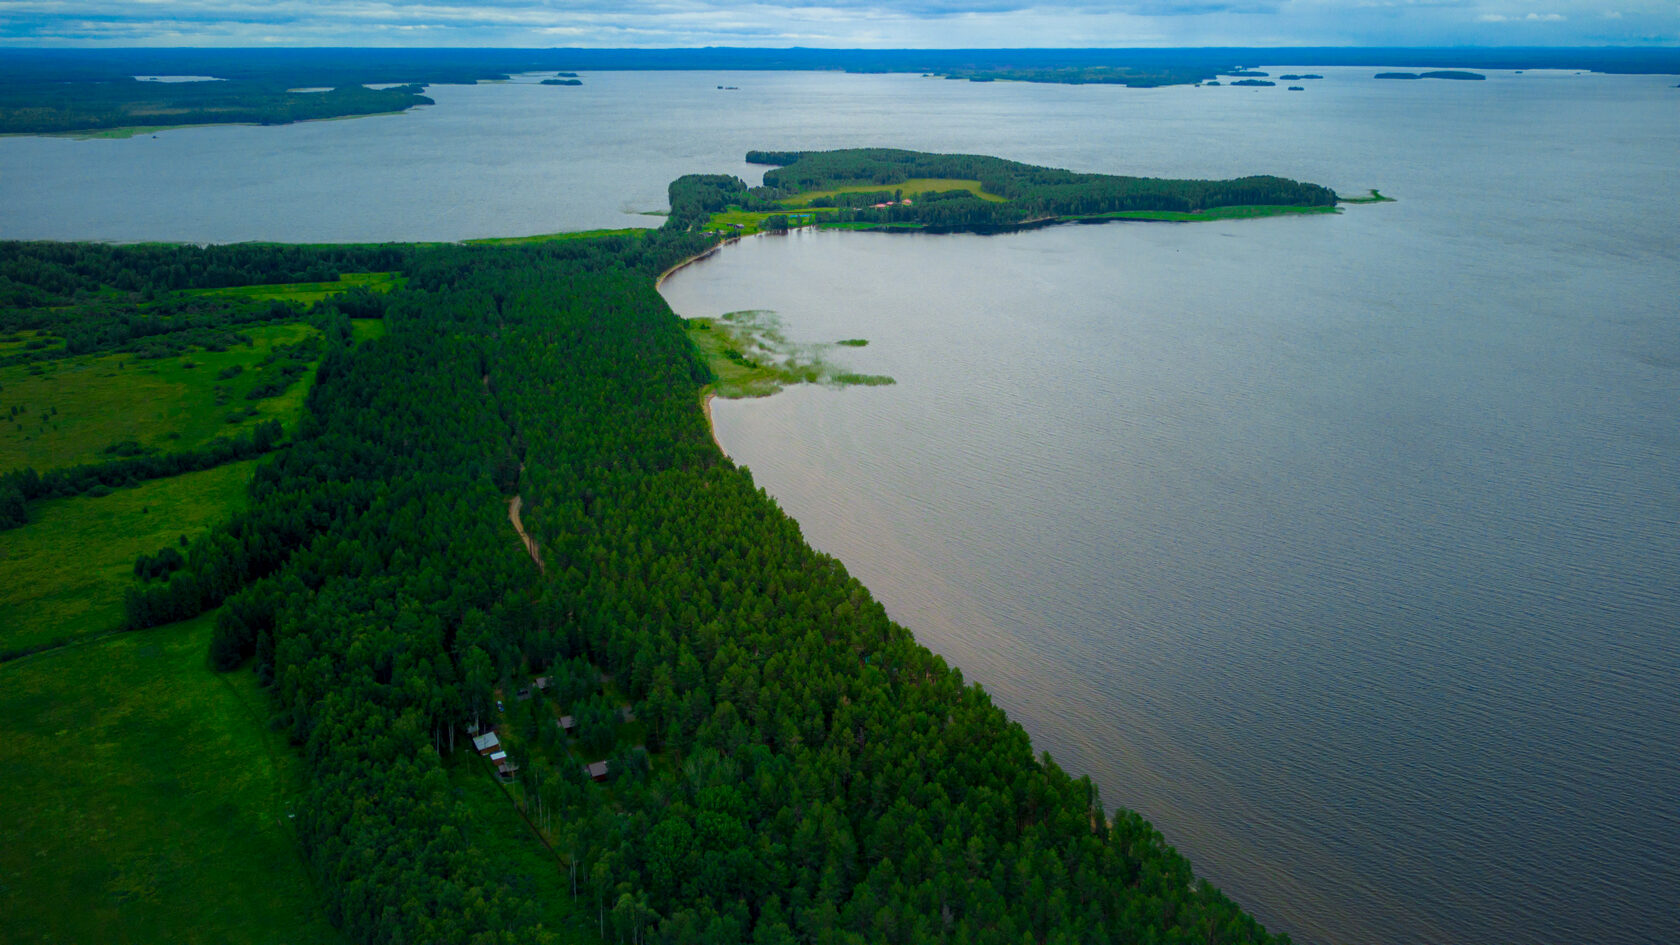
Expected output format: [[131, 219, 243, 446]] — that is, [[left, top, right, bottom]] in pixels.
[[2, 166, 1301, 943]]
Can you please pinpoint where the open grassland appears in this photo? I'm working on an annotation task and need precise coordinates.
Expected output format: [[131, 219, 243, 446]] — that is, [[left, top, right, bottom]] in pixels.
[[780, 177, 1006, 206], [0, 460, 255, 656], [0, 612, 345, 945], [703, 207, 834, 236], [185, 271, 402, 305], [1, 322, 317, 472], [443, 750, 602, 945], [0, 328, 66, 358], [464, 228, 648, 246]]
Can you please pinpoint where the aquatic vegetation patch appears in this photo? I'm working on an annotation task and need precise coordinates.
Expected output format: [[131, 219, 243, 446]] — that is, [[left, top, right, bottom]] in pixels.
[[685, 309, 893, 397]]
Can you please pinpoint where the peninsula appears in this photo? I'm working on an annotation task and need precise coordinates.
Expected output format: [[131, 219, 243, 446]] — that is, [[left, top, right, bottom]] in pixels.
[[2, 152, 1339, 945]]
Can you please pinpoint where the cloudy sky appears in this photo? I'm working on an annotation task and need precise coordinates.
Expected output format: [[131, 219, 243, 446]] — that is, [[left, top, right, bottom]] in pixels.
[[0, 0, 1674, 47]]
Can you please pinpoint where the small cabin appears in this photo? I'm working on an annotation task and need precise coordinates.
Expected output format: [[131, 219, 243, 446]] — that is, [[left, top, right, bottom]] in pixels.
[[472, 732, 501, 755], [558, 715, 576, 733], [585, 761, 610, 783]]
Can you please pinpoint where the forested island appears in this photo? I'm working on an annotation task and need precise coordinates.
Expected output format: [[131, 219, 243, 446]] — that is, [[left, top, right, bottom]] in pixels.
[[1374, 71, 1486, 80], [1, 47, 1672, 134], [0, 151, 1344, 942], [666, 148, 1339, 235]]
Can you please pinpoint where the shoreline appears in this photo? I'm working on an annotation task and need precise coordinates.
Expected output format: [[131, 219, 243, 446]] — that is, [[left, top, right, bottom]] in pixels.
[[655, 234, 742, 288], [701, 390, 728, 458]]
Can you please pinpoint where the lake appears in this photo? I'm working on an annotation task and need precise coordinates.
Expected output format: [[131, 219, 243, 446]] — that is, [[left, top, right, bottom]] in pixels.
[[5, 66, 1678, 945]]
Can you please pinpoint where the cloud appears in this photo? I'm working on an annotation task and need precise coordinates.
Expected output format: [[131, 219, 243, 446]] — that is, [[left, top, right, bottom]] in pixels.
[[1476, 9, 1566, 20], [0, 0, 1670, 46]]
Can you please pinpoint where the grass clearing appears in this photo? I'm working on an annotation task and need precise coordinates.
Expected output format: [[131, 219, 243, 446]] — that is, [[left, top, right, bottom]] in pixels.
[[185, 271, 402, 306], [0, 612, 345, 945], [781, 177, 1006, 206], [0, 459, 255, 656], [703, 207, 835, 236], [350, 318, 386, 344], [442, 749, 601, 944], [685, 309, 892, 398], [1, 322, 317, 472]]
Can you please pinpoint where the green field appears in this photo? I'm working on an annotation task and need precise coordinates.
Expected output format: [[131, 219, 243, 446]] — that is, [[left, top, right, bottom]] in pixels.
[[702, 207, 834, 236], [780, 176, 1006, 206], [185, 271, 402, 306], [0, 613, 345, 945], [0, 460, 255, 657], [1, 322, 318, 472]]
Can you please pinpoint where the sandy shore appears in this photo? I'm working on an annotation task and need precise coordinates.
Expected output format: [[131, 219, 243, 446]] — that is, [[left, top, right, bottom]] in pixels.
[[701, 391, 728, 458]]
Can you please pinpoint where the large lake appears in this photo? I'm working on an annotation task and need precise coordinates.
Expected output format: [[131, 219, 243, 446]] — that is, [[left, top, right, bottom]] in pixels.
[[5, 67, 1677, 945]]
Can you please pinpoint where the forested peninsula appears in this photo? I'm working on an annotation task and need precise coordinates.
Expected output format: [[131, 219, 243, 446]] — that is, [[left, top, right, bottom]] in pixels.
[[0, 154, 1335, 944]]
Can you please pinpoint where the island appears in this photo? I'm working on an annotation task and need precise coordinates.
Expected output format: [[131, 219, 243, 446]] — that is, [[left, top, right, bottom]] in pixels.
[[1279, 74, 1324, 80], [666, 148, 1339, 236], [1, 150, 1337, 945], [1232, 78, 1277, 87], [1375, 70, 1487, 80], [541, 77, 582, 86]]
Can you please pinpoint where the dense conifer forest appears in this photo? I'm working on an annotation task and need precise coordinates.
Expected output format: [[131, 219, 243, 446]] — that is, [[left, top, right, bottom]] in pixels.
[[3, 168, 1298, 942]]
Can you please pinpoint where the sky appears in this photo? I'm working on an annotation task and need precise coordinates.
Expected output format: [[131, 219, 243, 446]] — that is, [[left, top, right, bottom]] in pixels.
[[0, 0, 1674, 48]]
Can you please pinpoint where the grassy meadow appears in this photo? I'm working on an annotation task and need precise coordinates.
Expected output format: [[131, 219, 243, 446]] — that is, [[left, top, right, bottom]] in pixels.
[[0, 612, 345, 945], [0, 273, 399, 942], [184, 271, 403, 305], [778, 177, 1006, 206], [0, 460, 256, 657], [1, 322, 319, 473]]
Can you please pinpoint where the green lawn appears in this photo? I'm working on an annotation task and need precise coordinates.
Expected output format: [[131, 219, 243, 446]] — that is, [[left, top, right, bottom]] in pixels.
[[0, 460, 255, 657], [0, 612, 345, 945], [184, 271, 402, 306], [780, 177, 1006, 206], [1, 322, 317, 472]]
